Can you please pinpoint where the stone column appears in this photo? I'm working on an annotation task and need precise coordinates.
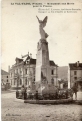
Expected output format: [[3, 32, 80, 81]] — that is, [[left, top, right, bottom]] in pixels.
[[35, 39, 51, 91]]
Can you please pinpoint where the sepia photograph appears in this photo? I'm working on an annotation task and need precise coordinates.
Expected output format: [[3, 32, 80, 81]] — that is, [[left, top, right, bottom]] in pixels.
[[1, 0, 82, 121]]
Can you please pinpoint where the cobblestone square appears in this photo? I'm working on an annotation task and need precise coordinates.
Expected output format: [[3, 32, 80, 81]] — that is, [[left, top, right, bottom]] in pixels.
[[1, 91, 82, 121]]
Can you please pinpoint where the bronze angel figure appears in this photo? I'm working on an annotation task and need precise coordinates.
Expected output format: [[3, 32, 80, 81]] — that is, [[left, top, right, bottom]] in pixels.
[[36, 16, 49, 39]]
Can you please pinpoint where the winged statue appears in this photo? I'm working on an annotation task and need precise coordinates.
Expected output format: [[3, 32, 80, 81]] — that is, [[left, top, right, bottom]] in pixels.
[[36, 16, 49, 40]]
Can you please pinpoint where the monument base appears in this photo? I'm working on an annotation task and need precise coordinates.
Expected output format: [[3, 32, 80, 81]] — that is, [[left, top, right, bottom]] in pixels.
[[36, 38, 51, 89]]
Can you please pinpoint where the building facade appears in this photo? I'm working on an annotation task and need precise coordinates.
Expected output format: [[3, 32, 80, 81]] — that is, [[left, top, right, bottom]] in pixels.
[[9, 54, 58, 90], [1, 69, 10, 90], [68, 61, 82, 91]]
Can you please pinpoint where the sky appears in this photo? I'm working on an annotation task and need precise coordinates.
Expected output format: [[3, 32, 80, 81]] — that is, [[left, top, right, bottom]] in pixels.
[[1, 0, 82, 72]]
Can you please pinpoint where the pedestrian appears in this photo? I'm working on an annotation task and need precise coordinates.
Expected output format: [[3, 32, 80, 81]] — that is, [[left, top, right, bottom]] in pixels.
[[65, 90, 68, 99], [35, 91, 38, 100], [72, 83, 78, 100], [21, 85, 25, 99], [58, 90, 61, 99]]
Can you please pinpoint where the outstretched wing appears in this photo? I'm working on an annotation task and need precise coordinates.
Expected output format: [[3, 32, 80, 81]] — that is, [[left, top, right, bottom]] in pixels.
[[42, 16, 48, 28], [36, 16, 40, 23]]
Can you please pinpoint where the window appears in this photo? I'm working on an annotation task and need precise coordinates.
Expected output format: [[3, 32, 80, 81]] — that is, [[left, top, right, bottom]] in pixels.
[[7, 76, 8, 78], [7, 79, 8, 82], [27, 68, 29, 74], [11, 80, 12, 85], [25, 69, 27, 74], [19, 68, 22, 74], [15, 69, 16, 74], [74, 71, 77, 75], [33, 68, 35, 74], [51, 70, 54, 75], [74, 77, 77, 80], [51, 78, 54, 84], [16, 69, 18, 73], [11, 73, 12, 77], [33, 78, 35, 84], [28, 81, 29, 85], [20, 79, 22, 85], [25, 78, 27, 85], [14, 80, 15, 85]]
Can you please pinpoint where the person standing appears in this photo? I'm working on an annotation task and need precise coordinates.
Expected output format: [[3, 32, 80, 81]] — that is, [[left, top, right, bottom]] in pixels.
[[35, 91, 38, 100], [72, 82, 78, 100]]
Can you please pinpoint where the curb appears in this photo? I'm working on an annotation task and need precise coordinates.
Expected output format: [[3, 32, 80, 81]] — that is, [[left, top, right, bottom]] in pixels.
[[14, 98, 82, 105], [24, 98, 73, 104], [73, 100, 82, 105]]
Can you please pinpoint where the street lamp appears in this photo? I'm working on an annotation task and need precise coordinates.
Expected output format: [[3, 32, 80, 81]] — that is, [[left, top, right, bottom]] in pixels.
[[16, 74, 20, 91], [15, 72, 20, 98], [26, 54, 32, 91], [14, 72, 20, 90]]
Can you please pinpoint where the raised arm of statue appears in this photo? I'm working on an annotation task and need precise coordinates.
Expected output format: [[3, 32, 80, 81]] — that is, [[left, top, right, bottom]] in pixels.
[[36, 16, 40, 23], [42, 16, 47, 28]]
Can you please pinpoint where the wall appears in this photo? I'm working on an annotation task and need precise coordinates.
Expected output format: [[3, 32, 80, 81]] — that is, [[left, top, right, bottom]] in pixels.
[[10, 64, 58, 89], [68, 65, 82, 88], [70, 70, 82, 87]]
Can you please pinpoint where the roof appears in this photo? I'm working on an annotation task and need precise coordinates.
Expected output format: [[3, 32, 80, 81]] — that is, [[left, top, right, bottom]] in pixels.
[[26, 58, 57, 66], [12, 58, 57, 67], [1, 70, 9, 75], [30, 59, 36, 65], [69, 63, 82, 70], [15, 57, 23, 62], [50, 60, 57, 66]]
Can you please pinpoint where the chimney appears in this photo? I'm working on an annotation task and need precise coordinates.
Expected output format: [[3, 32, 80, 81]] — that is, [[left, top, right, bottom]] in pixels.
[[8, 66, 10, 73], [30, 53, 32, 58], [77, 61, 79, 67]]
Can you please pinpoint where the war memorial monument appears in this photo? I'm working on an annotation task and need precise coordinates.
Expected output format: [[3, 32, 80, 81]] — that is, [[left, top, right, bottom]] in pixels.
[[35, 16, 57, 95]]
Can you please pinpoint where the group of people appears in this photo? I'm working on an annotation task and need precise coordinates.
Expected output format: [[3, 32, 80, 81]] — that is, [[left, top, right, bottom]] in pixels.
[[20, 82, 78, 100], [21, 85, 38, 100]]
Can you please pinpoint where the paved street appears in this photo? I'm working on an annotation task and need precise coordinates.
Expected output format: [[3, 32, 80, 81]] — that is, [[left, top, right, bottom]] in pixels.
[[1, 91, 82, 121]]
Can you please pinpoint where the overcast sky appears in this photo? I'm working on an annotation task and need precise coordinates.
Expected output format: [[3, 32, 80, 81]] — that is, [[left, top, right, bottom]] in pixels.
[[1, 0, 82, 72]]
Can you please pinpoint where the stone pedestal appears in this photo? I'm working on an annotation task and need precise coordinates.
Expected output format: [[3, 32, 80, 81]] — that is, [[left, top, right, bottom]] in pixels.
[[35, 39, 51, 92]]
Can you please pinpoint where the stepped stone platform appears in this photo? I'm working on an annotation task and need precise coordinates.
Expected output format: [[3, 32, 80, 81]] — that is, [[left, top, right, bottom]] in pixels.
[[24, 98, 73, 104]]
